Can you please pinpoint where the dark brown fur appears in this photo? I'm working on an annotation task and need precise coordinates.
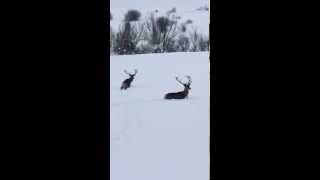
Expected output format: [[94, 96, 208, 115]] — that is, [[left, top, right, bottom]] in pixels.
[[164, 76, 192, 99], [121, 70, 137, 90]]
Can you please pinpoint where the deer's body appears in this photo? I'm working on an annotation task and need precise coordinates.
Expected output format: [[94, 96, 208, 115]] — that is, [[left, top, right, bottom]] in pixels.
[[164, 89, 189, 99], [164, 76, 192, 100], [121, 76, 134, 90], [121, 69, 137, 90]]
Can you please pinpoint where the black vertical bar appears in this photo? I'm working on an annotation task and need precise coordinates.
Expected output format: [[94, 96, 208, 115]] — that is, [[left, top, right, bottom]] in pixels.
[[96, 0, 109, 179]]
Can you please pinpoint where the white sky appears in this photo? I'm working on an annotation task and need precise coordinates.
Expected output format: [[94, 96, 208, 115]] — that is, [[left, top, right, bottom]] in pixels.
[[111, 0, 209, 11]]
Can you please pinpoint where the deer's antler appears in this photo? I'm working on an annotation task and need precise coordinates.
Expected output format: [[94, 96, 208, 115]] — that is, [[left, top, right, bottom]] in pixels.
[[185, 76, 192, 85], [124, 70, 131, 75], [175, 77, 185, 86]]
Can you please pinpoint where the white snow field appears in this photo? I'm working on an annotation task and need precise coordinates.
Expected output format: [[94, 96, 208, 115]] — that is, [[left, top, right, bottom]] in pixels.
[[110, 52, 210, 180]]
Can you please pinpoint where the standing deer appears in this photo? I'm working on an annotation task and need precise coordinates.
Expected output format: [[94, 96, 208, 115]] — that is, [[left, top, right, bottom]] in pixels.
[[120, 69, 138, 90], [164, 76, 192, 99]]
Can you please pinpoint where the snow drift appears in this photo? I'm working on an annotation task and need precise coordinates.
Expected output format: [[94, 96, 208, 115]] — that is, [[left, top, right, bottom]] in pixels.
[[110, 52, 210, 180]]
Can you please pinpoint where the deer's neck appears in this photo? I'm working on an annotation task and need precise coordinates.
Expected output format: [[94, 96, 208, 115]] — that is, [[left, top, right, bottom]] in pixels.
[[183, 88, 189, 95]]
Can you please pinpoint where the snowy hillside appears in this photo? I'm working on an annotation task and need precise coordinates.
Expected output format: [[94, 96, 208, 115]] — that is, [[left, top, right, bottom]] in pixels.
[[110, 0, 209, 35], [110, 52, 210, 180]]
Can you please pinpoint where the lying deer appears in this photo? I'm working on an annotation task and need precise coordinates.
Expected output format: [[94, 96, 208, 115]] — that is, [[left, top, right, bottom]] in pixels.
[[120, 69, 138, 90], [164, 76, 192, 99]]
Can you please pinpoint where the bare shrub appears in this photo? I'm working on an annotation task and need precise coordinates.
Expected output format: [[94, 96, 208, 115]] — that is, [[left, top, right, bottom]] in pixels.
[[124, 10, 141, 22]]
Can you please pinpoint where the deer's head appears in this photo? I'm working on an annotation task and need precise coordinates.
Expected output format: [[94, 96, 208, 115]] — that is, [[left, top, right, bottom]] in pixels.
[[124, 69, 138, 79], [176, 76, 192, 91]]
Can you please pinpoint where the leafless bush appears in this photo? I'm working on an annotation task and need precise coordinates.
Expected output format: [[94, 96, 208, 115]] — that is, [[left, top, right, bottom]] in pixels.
[[124, 10, 141, 22], [177, 35, 190, 52], [110, 7, 209, 55]]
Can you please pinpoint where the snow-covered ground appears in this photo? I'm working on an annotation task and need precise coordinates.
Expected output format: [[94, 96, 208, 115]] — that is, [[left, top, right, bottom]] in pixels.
[[110, 0, 209, 36], [110, 52, 210, 180]]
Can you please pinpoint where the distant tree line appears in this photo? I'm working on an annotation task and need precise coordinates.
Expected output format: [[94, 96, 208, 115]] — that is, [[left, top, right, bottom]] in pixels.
[[110, 8, 209, 55]]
